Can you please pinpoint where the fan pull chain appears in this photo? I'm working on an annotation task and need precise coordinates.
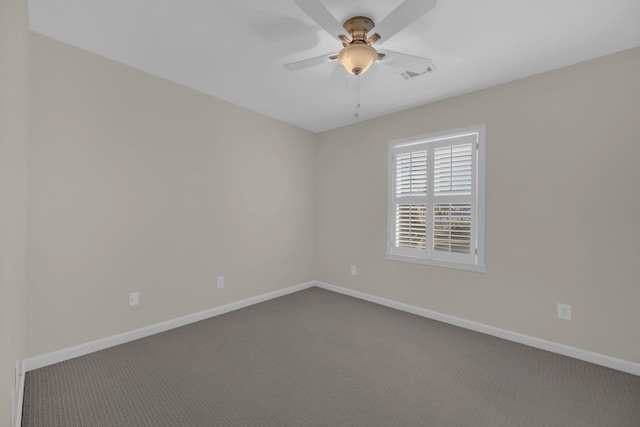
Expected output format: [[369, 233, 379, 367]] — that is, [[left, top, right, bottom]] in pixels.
[[354, 74, 361, 118]]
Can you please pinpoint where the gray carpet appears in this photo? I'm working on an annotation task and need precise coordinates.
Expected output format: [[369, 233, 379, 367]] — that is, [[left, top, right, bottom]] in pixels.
[[22, 287, 640, 426]]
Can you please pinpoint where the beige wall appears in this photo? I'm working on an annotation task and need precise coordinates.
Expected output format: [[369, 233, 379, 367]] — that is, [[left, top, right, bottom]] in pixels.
[[317, 47, 640, 364], [0, 0, 29, 423], [27, 34, 317, 357], [25, 32, 640, 367]]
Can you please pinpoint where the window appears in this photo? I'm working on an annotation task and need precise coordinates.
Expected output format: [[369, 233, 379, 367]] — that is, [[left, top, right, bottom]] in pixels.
[[387, 125, 486, 272]]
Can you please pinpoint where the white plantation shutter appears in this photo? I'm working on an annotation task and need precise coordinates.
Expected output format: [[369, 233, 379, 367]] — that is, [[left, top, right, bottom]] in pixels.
[[395, 204, 427, 249], [433, 143, 473, 195], [396, 151, 427, 197], [433, 203, 472, 254], [388, 126, 485, 271], [392, 150, 428, 257], [430, 137, 476, 264]]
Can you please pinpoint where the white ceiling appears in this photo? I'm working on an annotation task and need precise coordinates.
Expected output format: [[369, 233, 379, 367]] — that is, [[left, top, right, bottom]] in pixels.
[[27, 0, 640, 133]]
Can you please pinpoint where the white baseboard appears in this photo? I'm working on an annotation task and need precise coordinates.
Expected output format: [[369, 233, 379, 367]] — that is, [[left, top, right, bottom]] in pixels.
[[15, 361, 25, 427], [22, 281, 315, 373], [313, 281, 640, 377], [21, 279, 640, 378]]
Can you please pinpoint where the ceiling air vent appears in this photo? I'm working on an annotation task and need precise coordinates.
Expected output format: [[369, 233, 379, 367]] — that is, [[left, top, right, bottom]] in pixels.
[[399, 66, 436, 80]]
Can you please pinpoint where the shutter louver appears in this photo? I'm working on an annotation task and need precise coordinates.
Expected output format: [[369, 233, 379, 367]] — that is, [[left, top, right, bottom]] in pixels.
[[395, 204, 427, 249], [396, 151, 427, 197], [434, 143, 473, 195], [433, 203, 472, 254]]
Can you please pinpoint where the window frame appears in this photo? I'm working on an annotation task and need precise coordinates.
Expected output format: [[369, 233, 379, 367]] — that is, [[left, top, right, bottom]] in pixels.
[[386, 125, 487, 273]]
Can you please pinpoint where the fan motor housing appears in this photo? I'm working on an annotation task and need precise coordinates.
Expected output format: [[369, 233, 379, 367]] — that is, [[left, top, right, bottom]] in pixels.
[[343, 16, 375, 41]]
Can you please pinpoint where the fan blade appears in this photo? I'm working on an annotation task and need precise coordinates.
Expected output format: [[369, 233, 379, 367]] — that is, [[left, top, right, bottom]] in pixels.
[[284, 53, 338, 71], [377, 49, 435, 74], [294, 0, 346, 41], [372, 0, 437, 43]]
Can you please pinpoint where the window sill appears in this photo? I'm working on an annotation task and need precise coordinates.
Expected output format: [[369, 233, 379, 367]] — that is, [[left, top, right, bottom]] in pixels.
[[385, 253, 487, 273]]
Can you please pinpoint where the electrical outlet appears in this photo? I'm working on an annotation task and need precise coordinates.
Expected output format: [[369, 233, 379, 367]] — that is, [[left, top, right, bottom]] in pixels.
[[129, 292, 139, 306], [351, 266, 357, 276], [217, 276, 224, 289], [557, 303, 572, 320]]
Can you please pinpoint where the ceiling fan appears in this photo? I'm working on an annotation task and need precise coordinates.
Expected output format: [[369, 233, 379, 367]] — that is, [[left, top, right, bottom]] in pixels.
[[285, 0, 437, 78]]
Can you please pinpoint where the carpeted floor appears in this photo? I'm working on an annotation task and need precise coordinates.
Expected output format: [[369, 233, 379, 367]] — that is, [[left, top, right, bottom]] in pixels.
[[22, 287, 640, 426]]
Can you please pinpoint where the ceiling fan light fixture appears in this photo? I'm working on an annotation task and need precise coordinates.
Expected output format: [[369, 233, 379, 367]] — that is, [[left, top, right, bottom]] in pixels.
[[338, 43, 378, 75]]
